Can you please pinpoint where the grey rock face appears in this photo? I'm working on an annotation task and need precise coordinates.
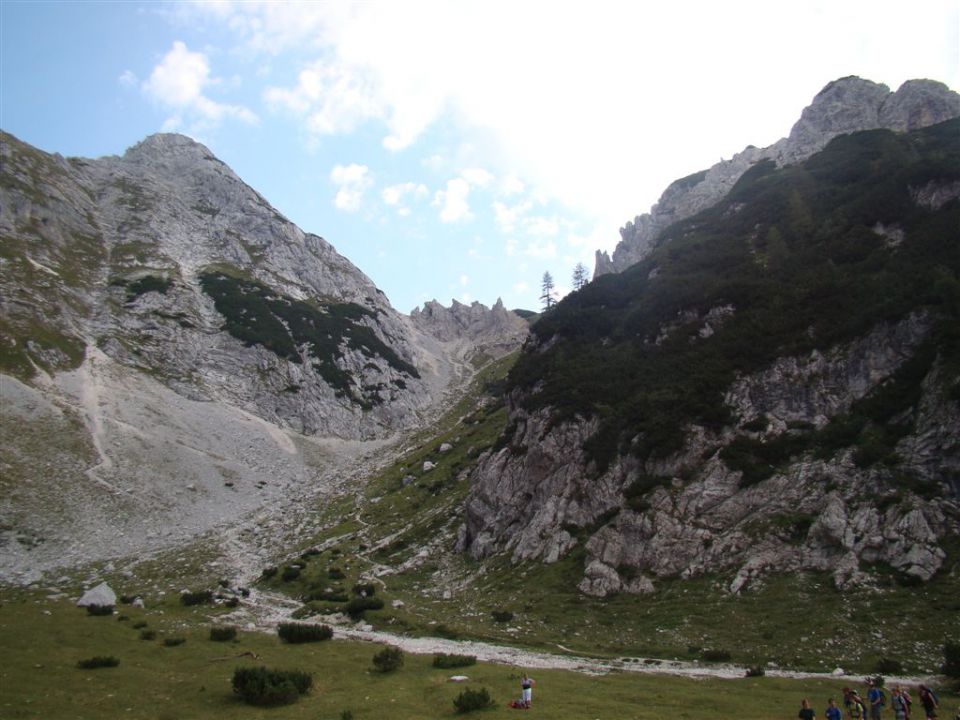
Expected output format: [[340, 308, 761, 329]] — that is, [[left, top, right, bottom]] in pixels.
[[410, 298, 529, 359], [459, 315, 960, 595], [0, 130, 528, 583], [596, 77, 960, 276]]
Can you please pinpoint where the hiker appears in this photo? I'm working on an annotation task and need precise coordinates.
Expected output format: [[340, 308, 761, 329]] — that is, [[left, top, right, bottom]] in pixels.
[[895, 685, 912, 719], [868, 679, 885, 720], [846, 688, 868, 720], [799, 698, 817, 720], [891, 687, 910, 720], [918, 684, 938, 719], [826, 698, 843, 720], [521, 672, 535, 708]]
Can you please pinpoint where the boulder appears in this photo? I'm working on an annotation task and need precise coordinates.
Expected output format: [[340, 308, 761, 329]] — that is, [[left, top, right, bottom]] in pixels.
[[76, 582, 116, 607]]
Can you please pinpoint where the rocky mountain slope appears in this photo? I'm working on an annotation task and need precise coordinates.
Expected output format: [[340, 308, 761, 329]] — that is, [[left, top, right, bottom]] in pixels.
[[595, 77, 960, 276], [459, 110, 960, 597], [0, 131, 527, 583]]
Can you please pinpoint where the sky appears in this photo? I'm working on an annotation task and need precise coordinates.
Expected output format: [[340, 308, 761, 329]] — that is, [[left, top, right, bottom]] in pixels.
[[1, 1, 958, 314]]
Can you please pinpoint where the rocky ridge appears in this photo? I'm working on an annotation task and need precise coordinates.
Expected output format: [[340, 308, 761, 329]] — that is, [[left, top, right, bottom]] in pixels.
[[595, 77, 960, 276], [459, 104, 960, 597]]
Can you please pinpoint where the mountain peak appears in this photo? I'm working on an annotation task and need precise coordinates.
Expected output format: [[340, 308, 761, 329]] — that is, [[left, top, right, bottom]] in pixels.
[[122, 133, 216, 164]]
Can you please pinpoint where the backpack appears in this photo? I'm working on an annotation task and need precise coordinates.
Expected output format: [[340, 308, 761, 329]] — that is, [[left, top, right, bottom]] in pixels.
[[879, 690, 887, 707]]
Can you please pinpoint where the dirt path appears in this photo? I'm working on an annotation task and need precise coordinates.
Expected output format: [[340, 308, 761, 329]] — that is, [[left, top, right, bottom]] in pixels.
[[228, 587, 936, 685]]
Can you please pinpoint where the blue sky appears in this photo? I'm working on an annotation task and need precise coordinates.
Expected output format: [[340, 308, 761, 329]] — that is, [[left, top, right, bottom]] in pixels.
[[2, 1, 958, 314]]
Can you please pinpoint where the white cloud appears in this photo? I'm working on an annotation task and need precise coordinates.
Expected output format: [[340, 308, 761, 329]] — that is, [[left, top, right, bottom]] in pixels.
[[493, 199, 533, 235], [525, 216, 560, 237], [143, 41, 258, 128], [524, 239, 557, 260], [330, 163, 372, 212], [461, 167, 493, 188], [382, 182, 428, 216], [434, 177, 472, 223], [513, 281, 529, 294], [459, 274, 469, 287], [264, 60, 381, 136], [500, 174, 525, 196], [118, 69, 138, 88]]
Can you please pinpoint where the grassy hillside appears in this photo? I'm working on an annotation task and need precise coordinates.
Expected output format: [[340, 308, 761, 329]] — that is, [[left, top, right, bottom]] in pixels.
[[509, 119, 960, 469]]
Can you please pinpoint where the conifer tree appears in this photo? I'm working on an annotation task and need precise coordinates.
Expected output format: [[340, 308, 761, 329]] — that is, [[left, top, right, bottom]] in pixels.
[[540, 271, 556, 311], [572, 262, 588, 291]]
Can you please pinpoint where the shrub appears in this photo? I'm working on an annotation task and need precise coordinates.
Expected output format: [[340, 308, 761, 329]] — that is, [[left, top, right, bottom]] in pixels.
[[77, 656, 119, 669], [340, 711, 354, 720], [277, 623, 333, 644], [163, 637, 186, 647], [303, 588, 349, 603], [261, 566, 278, 580], [224, 597, 240, 608], [875, 657, 903, 674], [491, 609, 513, 623], [85, 604, 114, 616], [231, 666, 312, 707], [701, 649, 732, 662], [132, 620, 148, 629], [435, 624, 458, 639], [328, 567, 346, 580], [371, 646, 404, 673], [433, 653, 477, 669], [210, 626, 238, 642], [745, 665, 765, 677], [943, 641, 960, 678], [281, 566, 302, 582], [453, 687, 494, 713], [352, 583, 376, 597], [139, 629, 157, 641], [345, 597, 384, 619], [180, 590, 213, 606], [118, 594, 136, 605]]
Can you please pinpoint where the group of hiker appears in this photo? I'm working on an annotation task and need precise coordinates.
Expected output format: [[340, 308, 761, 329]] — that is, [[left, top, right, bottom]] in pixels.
[[798, 680, 945, 719]]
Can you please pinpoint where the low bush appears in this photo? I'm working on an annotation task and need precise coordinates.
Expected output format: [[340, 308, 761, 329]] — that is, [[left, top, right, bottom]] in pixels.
[[345, 597, 384, 619], [453, 686, 494, 713], [745, 665, 765, 677], [163, 637, 186, 647], [435, 624, 459, 639], [433, 653, 477, 669], [371, 646, 404, 673], [340, 711, 354, 720], [77, 656, 119, 669], [328, 567, 346, 580], [210, 626, 238, 642], [277, 623, 333, 644], [261, 566, 278, 580], [875, 657, 903, 674], [701, 649, 732, 662], [303, 588, 349, 603], [944, 641, 960, 679], [180, 590, 213, 606], [491, 609, 513, 623], [139, 629, 157, 641], [231, 666, 312, 707], [224, 597, 240, 608], [85, 604, 114, 616], [132, 621, 148, 629], [281, 566, 301, 582], [352, 583, 376, 597], [118, 594, 136, 605]]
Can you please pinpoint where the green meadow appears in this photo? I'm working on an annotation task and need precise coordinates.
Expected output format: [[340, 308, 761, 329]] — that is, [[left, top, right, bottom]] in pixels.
[[4, 596, 956, 720]]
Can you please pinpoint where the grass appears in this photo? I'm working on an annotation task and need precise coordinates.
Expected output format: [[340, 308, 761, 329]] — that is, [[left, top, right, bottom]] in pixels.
[[5, 595, 956, 719]]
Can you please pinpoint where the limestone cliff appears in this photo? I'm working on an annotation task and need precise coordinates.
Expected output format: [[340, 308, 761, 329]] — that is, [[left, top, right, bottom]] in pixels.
[[460, 112, 960, 596]]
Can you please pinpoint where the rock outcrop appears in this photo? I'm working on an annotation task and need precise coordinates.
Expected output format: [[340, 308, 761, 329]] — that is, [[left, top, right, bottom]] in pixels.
[[410, 298, 529, 360], [460, 314, 959, 595], [596, 77, 960, 276]]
